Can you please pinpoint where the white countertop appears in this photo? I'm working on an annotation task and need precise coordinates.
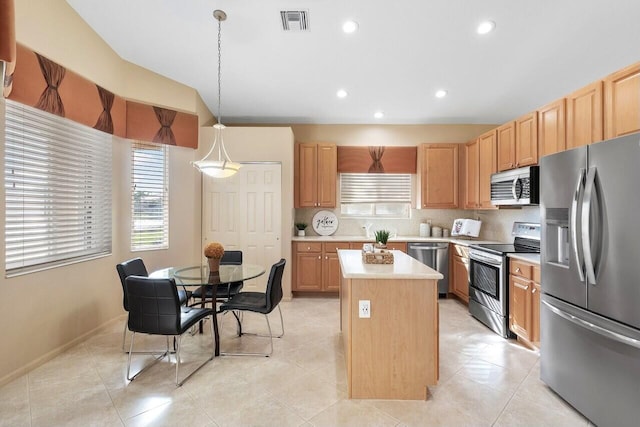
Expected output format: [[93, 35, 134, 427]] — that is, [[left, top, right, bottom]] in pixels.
[[292, 235, 497, 246], [507, 253, 541, 264], [338, 249, 444, 280]]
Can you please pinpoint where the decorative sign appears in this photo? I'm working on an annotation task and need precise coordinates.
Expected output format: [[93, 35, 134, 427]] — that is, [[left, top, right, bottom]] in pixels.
[[312, 210, 338, 236]]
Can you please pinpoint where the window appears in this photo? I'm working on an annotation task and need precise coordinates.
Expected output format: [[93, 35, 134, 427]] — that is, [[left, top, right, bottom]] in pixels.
[[4, 99, 112, 275], [130, 141, 169, 251], [340, 173, 412, 218]]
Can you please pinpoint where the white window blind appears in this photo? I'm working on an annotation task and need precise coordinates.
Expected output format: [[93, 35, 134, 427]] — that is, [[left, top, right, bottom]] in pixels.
[[4, 99, 112, 275], [340, 173, 412, 218], [130, 141, 169, 251]]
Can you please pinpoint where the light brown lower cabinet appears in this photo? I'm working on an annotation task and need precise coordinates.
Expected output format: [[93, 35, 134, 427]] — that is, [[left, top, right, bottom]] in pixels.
[[450, 244, 470, 303], [509, 259, 541, 348], [292, 241, 349, 292], [293, 241, 408, 292]]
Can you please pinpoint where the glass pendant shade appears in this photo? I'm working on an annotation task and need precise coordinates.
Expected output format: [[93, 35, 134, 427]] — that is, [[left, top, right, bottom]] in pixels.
[[193, 123, 240, 178]]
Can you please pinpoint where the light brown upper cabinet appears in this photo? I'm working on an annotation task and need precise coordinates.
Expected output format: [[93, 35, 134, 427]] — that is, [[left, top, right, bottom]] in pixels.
[[604, 62, 640, 139], [566, 81, 603, 149], [463, 139, 479, 209], [464, 131, 497, 210], [497, 122, 516, 171], [515, 112, 538, 167], [294, 143, 337, 208], [478, 131, 497, 209], [538, 98, 566, 158], [420, 144, 459, 208]]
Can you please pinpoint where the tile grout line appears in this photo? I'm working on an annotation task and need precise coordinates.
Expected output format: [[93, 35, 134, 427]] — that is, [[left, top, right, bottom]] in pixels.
[[489, 357, 538, 426]]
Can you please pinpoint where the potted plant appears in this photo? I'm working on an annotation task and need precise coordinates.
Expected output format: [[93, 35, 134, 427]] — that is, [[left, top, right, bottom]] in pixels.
[[204, 242, 225, 272], [295, 222, 308, 237], [374, 229, 390, 248]]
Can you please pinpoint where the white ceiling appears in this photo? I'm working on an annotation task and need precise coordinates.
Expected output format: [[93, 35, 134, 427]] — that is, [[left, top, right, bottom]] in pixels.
[[66, 0, 640, 125]]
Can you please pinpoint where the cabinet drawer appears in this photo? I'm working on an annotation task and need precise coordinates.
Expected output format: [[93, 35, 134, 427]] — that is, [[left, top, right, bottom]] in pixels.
[[452, 244, 470, 258], [323, 242, 350, 253], [295, 242, 322, 253], [510, 259, 533, 279]]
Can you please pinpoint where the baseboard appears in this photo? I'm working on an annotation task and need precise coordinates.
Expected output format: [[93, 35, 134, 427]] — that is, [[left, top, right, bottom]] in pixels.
[[0, 314, 126, 388]]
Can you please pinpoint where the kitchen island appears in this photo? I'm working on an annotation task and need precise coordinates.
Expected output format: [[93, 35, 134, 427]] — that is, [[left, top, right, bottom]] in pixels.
[[338, 249, 443, 400]]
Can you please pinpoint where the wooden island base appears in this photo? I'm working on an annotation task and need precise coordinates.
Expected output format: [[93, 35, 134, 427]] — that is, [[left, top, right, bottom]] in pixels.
[[339, 250, 442, 400]]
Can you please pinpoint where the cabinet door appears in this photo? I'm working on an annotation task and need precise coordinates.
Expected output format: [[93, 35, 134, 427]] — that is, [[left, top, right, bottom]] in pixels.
[[531, 281, 541, 344], [566, 81, 603, 149], [515, 112, 538, 167], [317, 143, 337, 207], [464, 140, 479, 209], [497, 122, 516, 172], [452, 255, 469, 303], [509, 275, 532, 340], [421, 144, 459, 208], [323, 253, 342, 292], [294, 252, 322, 291], [296, 143, 318, 207], [604, 62, 640, 139], [478, 131, 497, 209], [538, 99, 566, 157]]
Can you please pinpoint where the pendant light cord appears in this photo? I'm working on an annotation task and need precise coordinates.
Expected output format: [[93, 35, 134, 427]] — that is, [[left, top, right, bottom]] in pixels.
[[217, 15, 222, 126]]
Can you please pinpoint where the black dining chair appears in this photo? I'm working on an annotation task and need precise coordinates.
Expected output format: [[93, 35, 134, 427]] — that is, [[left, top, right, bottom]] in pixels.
[[116, 258, 191, 352], [124, 275, 216, 386], [219, 258, 286, 357], [191, 250, 244, 302]]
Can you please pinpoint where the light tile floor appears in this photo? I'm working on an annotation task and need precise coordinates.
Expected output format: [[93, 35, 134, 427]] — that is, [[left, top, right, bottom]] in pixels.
[[0, 297, 592, 427]]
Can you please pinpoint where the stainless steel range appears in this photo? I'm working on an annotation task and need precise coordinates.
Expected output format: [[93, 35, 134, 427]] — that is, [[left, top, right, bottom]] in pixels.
[[468, 222, 540, 338]]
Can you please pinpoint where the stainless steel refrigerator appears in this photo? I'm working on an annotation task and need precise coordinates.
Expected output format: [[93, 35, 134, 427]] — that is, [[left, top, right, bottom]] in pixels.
[[540, 133, 640, 427]]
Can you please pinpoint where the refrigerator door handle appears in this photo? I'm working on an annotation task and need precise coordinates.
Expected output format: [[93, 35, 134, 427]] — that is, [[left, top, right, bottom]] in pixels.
[[571, 168, 586, 282], [542, 300, 640, 350], [582, 167, 597, 285]]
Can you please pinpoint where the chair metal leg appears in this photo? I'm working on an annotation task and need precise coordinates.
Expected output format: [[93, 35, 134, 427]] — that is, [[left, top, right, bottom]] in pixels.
[[121, 321, 128, 352], [175, 315, 216, 386], [126, 332, 169, 382], [221, 305, 285, 357]]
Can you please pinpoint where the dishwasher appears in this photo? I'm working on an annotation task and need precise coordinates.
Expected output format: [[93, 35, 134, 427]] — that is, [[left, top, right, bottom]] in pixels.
[[407, 242, 449, 297]]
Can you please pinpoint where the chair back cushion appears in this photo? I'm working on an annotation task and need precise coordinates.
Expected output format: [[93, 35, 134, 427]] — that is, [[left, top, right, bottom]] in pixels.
[[265, 259, 286, 311], [125, 275, 181, 335], [221, 250, 242, 265], [116, 258, 148, 311]]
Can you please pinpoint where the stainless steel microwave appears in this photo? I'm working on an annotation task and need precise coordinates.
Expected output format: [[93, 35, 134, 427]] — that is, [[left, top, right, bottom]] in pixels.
[[490, 166, 539, 206]]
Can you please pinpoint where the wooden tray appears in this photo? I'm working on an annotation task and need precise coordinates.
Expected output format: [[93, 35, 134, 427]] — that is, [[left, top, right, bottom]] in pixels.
[[362, 249, 394, 264]]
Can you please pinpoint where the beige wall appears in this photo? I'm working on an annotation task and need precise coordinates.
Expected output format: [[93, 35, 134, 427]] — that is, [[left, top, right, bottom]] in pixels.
[[290, 124, 496, 146], [0, 0, 212, 385], [198, 127, 295, 298]]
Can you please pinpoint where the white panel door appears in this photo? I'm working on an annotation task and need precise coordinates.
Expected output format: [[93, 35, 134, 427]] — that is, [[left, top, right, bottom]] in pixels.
[[203, 163, 282, 291]]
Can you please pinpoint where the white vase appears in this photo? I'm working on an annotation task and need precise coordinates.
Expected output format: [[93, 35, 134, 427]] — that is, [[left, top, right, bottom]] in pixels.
[[297, 230, 306, 237]]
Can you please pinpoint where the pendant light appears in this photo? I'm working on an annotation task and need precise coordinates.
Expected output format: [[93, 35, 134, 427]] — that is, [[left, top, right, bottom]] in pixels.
[[192, 9, 241, 178]]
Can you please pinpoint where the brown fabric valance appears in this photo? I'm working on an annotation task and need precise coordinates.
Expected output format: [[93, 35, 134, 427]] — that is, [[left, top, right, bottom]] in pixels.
[[6, 43, 198, 148], [126, 101, 198, 149], [337, 146, 417, 173], [1, 0, 16, 98]]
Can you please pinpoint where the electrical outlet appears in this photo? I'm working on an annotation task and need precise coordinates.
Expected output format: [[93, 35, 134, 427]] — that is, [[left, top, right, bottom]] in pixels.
[[359, 300, 371, 318]]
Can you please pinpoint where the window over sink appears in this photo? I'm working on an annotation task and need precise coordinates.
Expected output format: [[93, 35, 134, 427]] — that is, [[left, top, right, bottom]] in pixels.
[[340, 173, 412, 218]]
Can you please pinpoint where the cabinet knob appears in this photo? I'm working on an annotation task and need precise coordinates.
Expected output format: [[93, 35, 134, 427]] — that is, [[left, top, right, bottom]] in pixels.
[[307, 247, 311, 250], [325, 256, 328, 260], [318, 256, 321, 260], [515, 267, 521, 273], [532, 288, 536, 294], [525, 285, 529, 290]]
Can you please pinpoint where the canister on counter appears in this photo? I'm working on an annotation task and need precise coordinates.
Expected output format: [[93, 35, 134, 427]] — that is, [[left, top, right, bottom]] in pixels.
[[431, 226, 442, 237], [419, 223, 431, 237], [443, 228, 450, 237]]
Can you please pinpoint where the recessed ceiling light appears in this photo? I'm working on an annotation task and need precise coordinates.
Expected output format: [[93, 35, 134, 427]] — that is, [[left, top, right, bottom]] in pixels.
[[343, 20, 359, 34], [336, 89, 348, 98], [435, 90, 448, 98], [477, 20, 496, 35], [374, 111, 384, 119]]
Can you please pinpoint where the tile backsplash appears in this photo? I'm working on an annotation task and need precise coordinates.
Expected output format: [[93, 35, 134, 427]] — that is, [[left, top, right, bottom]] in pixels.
[[295, 206, 541, 242]]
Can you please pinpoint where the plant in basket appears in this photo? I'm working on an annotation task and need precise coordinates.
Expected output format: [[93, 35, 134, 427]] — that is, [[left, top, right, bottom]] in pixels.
[[374, 230, 390, 248]]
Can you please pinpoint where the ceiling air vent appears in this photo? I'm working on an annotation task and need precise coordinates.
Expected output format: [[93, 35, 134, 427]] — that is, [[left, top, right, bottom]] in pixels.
[[280, 10, 309, 31]]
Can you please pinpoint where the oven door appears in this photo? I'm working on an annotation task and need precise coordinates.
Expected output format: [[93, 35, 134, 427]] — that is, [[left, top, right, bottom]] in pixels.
[[469, 251, 505, 316]]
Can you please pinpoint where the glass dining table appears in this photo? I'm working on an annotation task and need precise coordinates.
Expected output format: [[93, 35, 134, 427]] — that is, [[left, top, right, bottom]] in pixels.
[[150, 263, 266, 356]]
